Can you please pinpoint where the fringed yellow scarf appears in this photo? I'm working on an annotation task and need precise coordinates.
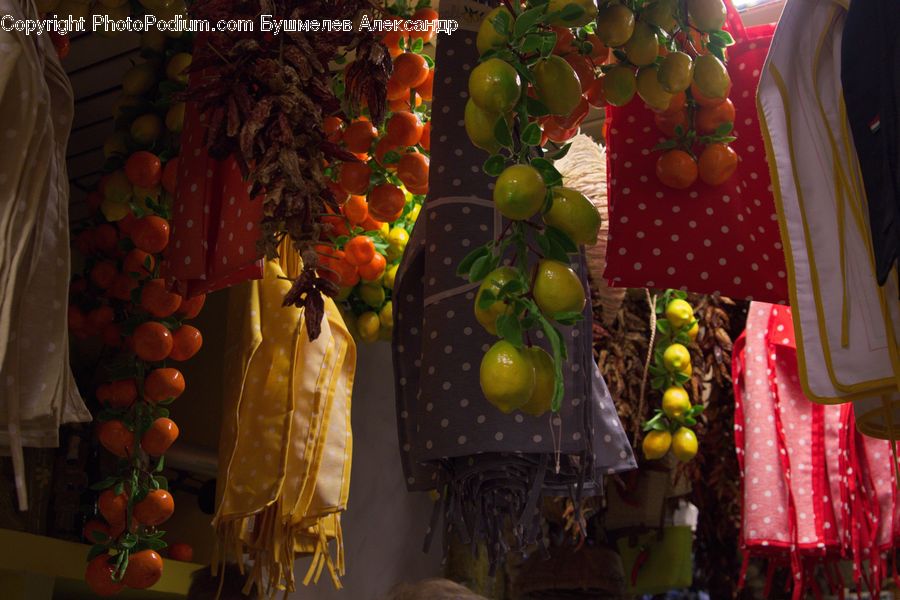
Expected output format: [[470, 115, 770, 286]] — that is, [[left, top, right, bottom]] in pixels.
[[214, 245, 354, 597]]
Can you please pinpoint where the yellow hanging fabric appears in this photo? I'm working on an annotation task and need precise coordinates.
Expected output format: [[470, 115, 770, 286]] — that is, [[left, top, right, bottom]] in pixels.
[[214, 244, 354, 597]]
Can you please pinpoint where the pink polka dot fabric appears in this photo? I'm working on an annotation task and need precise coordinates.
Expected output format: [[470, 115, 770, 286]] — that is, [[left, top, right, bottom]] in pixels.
[[733, 302, 900, 598], [165, 67, 264, 296], [604, 14, 787, 304]]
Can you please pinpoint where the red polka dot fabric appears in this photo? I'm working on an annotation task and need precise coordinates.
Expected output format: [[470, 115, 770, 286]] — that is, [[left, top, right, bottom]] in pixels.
[[165, 56, 264, 296], [734, 302, 899, 596], [604, 16, 788, 304]]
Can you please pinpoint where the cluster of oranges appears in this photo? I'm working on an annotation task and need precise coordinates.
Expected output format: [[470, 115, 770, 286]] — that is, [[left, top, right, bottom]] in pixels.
[[69, 25, 196, 597], [587, 0, 739, 189], [316, 4, 437, 343], [642, 294, 702, 463]]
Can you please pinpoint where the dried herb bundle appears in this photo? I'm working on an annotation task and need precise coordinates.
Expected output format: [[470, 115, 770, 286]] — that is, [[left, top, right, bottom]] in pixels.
[[183, 0, 391, 337]]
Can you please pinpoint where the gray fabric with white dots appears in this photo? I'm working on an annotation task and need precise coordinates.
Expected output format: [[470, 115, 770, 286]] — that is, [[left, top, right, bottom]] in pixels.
[[390, 8, 635, 556]]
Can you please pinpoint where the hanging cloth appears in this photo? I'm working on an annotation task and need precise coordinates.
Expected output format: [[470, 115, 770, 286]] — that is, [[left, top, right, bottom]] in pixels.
[[734, 301, 899, 598], [392, 0, 635, 569], [0, 0, 90, 511], [166, 32, 265, 297], [757, 0, 900, 439], [214, 242, 354, 596]]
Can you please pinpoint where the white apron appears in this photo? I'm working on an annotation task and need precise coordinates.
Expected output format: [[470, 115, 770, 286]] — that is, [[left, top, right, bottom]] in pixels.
[[757, 0, 900, 439]]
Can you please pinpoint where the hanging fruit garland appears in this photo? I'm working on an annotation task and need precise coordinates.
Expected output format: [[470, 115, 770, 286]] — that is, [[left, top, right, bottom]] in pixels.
[[320, 1, 437, 344], [68, 21, 199, 595], [588, 0, 738, 189], [183, 0, 392, 340], [459, 0, 605, 417], [641, 290, 703, 462]]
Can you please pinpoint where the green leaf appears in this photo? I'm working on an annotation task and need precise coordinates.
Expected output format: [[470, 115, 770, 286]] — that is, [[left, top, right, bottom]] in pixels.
[[557, 3, 585, 22], [710, 29, 735, 47], [653, 139, 678, 151], [423, 54, 435, 68], [154, 456, 166, 473], [469, 253, 497, 283], [656, 319, 672, 335], [496, 314, 524, 348], [457, 245, 489, 277], [411, 37, 425, 52], [552, 311, 583, 325], [674, 332, 692, 345], [494, 116, 513, 148], [708, 44, 726, 62], [652, 420, 669, 431], [477, 288, 497, 310], [539, 32, 557, 57], [715, 121, 733, 136], [90, 476, 120, 491], [545, 226, 577, 253], [651, 375, 668, 390], [91, 530, 111, 543], [537, 315, 565, 412], [119, 533, 138, 549], [520, 122, 542, 146], [513, 5, 547, 39], [114, 481, 124, 495], [491, 9, 511, 35], [525, 96, 550, 117], [153, 475, 169, 491], [547, 142, 573, 160], [529, 158, 563, 187], [684, 417, 697, 426], [483, 154, 506, 176], [499, 278, 526, 296], [675, 371, 691, 384], [382, 150, 401, 165], [521, 33, 544, 53], [537, 231, 570, 262], [87, 544, 108, 562]]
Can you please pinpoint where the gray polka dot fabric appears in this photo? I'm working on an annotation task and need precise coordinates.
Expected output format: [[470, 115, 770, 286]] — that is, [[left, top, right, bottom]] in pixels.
[[391, 0, 636, 566]]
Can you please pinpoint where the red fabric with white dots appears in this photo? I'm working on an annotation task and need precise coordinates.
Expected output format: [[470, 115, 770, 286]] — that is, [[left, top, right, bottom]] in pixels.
[[733, 302, 899, 596], [604, 21, 788, 303], [166, 76, 264, 296]]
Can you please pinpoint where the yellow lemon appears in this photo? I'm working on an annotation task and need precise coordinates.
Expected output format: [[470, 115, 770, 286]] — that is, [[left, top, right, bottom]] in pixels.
[[532, 55, 583, 116], [359, 282, 385, 308], [533, 259, 585, 316], [543, 187, 600, 245], [520, 346, 554, 417], [642, 430, 672, 460], [548, 0, 599, 27], [103, 131, 129, 159], [130, 114, 163, 146], [387, 227, 409, 254], [379, 301, 393, 329], [480, 340, 536, 413], [464, 99, 508, 155], [122, 63, 158, 97], [334, 286, 352, 302], [672, 427, 699, 462], [100, 197, 131, 222], [688, 0, 726, 32], [357, 312, 380, 343], [692, 54, 730, 100], [658, 51, 693, 93], [474, 266, 519, 334], [623, 21, 659, 67], [602, 66, 637, 107], [476, 6, 512, 55], [469, 58, 521, 114], [383, 263, 400, 290], [407, 203, 421, 222], [166, 102, 185, 133], [636, 66, 673, 112], [493, 164, 547, 220], [166, 52, 192, 84], [101, 170, 132, 204], [595, 3, 634, 47], [687, 321, 699, 341], [665, 298, 694, 329], [644, 0, 678, 33], [662, 343, 692, 374], [662, 386, 691, 419]]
